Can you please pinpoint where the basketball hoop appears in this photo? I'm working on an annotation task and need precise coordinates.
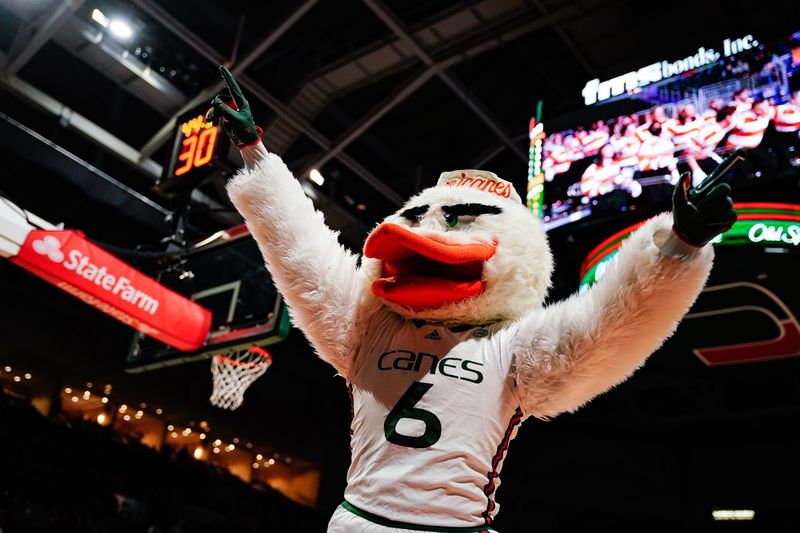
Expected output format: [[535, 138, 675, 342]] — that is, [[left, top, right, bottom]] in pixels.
[[210, 346, 272, 410]]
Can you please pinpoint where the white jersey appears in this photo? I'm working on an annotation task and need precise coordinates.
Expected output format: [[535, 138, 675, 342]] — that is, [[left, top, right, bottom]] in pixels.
[[344, 310, 523, 529]]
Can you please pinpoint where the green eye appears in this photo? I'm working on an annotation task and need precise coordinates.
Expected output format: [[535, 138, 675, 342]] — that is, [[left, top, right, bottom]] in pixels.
[[444, 213, 458, 228]]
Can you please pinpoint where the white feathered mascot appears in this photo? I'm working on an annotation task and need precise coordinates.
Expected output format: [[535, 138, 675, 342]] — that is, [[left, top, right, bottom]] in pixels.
[[209, 67, 737, 532]]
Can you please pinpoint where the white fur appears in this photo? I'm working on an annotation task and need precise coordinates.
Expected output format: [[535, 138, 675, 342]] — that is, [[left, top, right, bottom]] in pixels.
[[229, 146, 713, 420], [227, 145, 379, 377], [362, 185, 553, 324], [510, 213, 713, 418]]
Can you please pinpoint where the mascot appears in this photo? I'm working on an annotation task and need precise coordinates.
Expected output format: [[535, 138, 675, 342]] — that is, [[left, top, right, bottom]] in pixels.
[[208, 67, 738, 532]]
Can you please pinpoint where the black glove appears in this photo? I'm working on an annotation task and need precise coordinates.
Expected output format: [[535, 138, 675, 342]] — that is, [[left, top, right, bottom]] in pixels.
[[672, 149, 745, 246], [206, 66, 262, 148]]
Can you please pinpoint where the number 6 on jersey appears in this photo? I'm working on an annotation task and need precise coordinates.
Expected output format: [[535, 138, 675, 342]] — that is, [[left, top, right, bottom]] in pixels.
[[384, 381, 442, 448]]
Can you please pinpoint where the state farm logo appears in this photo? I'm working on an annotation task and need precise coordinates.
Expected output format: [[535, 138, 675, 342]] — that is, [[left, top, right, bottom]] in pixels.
[[33, 235, 65, 263], [29, 234, 160, 316]]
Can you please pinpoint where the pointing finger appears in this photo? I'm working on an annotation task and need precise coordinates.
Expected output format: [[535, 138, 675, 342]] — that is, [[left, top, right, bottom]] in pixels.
[[219, 65, 247, 111], [694, 148, 746, 193]]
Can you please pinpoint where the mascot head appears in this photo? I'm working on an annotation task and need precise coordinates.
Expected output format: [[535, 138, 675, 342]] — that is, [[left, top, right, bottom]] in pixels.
[[362, 170, 553, 324]]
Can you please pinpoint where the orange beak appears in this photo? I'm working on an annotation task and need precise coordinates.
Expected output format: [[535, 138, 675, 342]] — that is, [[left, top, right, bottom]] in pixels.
[[363, 223, 497, 311]]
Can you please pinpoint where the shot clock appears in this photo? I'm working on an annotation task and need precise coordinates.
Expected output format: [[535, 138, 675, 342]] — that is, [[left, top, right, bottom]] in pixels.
[[158, 104, 232, 195], [174, 114, 218, 177]]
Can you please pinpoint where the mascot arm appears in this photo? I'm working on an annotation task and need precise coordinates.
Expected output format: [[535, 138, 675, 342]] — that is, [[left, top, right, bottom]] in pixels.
[[510, 212, 713, 418], [510, 149, 743, 419], [227, 143, 370, 378], [208, 66, 371, 378]]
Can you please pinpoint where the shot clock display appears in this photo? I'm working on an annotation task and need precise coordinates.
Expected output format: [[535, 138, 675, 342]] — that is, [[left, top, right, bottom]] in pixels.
[[159, 105, 231, 194], [174, 114, 218, 177]]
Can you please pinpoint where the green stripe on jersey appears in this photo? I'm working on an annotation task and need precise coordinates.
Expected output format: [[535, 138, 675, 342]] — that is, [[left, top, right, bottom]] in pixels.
[[341, 501, 495, 532]]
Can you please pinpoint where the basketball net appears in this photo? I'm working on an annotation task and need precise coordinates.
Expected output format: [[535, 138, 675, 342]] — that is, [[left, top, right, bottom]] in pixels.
[[210, 346, 272, 410]]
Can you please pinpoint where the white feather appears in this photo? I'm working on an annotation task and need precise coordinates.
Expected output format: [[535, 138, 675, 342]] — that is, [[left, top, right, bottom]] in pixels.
[[510, 213, 714, 418], [227, 145, 379, 378]]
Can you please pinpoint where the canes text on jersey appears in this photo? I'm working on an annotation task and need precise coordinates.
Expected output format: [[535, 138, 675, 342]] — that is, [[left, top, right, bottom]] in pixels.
[[378, 350, 484, 384]]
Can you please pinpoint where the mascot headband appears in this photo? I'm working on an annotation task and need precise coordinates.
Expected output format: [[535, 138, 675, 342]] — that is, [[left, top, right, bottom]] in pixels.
[[437, 170, 522, 204]]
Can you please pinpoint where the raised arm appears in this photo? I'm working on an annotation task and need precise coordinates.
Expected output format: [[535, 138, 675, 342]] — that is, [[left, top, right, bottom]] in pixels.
[[209, 67, 376, 377], [511, 153, 742, 418]]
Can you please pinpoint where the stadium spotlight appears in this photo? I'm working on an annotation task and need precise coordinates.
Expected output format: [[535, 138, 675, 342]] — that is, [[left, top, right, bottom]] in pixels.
[[193, 447, 204, 460], [712, 510, 755, 521], [309, 169, 325, 186], [109, 19, 134, 40], [96, 413, 107, 425], [91, 8, 110, 27]]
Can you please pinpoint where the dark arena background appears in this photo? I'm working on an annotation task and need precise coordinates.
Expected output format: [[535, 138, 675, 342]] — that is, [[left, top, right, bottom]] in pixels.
[[1, 0, 799, 531]]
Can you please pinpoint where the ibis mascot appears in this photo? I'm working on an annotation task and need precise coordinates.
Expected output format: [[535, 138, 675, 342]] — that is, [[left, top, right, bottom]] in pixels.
[[209, 67, 738, 532]]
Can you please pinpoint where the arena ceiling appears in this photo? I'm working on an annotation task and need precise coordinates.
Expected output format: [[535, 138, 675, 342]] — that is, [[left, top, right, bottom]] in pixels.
[[1, 0, 798, 529]]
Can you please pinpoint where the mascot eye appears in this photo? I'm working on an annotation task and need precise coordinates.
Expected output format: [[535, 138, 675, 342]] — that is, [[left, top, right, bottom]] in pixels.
[[444, 213, 458, 228]]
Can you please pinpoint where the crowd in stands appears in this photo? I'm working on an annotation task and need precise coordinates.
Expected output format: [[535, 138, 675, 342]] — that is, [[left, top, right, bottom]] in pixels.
[[543, 88, 800, 199], [0, 392, 327, 532]]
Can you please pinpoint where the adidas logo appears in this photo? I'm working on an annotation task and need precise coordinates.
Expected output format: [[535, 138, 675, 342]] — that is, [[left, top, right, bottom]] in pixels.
[[424, 329, 441, 340]]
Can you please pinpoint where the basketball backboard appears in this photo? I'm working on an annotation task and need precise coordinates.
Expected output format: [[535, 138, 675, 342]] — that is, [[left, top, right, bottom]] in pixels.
[[125, 225, 290, 372]]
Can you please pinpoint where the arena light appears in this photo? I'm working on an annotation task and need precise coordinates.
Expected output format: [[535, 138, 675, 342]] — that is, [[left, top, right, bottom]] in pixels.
[[91, 8, 110, 27], [13, 376, 21, 382], [712, 509, 755, 521], [24, 373, 31, 380], [193, 447, 204, 460], [109, 19, 134, 40], [96, 413, 107, 425], [309, 169, 325, 186], [101, 397, 109, 404]]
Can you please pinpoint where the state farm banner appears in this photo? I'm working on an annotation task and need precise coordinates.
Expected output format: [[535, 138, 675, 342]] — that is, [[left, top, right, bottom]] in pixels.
[[10, 230, 211, 351]]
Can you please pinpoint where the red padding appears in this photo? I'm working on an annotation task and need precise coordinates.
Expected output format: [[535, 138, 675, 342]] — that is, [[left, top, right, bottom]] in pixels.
[[10, 230, 211, 351]]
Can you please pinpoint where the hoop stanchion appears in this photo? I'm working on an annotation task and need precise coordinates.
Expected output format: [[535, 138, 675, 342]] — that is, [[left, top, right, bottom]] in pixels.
[[210, 346, 272, 410]]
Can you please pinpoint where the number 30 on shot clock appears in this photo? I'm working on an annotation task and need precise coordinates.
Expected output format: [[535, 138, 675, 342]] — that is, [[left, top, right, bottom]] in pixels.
[[174, 115, 219, 176]]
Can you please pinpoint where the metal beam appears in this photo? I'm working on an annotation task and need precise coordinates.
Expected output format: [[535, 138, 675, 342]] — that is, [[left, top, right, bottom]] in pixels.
[[362, 0, 527, 162], [1, 75, 163, 178], [530, 0, 598, 77], [229, 0, 319, 75], [129, 0, 222, 65], [0, 111, 171, 233], [130, 0, 403, 205], [5, 0, 85, 76], [305, 67, 438, 172], [239, 73, 405, 205], [137, 0, 319, 160]]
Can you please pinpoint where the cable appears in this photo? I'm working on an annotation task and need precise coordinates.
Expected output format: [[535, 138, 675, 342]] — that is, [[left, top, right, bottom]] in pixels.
[[84, 237, 192, 260]]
